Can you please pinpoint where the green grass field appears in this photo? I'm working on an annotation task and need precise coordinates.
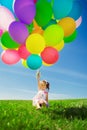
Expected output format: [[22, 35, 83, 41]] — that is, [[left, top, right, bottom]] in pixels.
[[0, 99, 87, 130]]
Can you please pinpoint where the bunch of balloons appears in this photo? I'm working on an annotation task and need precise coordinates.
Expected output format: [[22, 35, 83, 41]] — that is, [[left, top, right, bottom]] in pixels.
[[0, 0, 82, 70]]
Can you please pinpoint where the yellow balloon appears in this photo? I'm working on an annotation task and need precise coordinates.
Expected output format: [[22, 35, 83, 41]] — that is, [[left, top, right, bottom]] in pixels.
[[26, 33, 46, 54], [0, 43, 19, 50], [42, 61, 53, 67], [58, 17, 76, 37], [43, 24, 64, 46], [22, 60, 28, 68], [56, 20, 59, 22], [54, 40, 64, 51], [0, 44, 8, 50], [52, 14, 55, 19]]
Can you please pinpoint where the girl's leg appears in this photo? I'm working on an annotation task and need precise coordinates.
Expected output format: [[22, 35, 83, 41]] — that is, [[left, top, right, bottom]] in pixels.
[[36, 102, 41, 109]]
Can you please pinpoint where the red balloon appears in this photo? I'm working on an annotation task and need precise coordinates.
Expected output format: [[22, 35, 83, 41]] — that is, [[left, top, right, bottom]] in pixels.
[[18, 44, 31, 59], [34, 0, 37, 3], [41, 47, 59, 64]]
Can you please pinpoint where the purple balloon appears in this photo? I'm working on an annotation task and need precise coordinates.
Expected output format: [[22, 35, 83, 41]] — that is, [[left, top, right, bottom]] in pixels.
[[14, 0, 36, 24], [9, 21, 29, 44]]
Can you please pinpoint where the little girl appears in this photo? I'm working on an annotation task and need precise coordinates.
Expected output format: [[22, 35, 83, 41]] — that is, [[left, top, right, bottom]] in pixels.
[[33, 71, 50, 109]]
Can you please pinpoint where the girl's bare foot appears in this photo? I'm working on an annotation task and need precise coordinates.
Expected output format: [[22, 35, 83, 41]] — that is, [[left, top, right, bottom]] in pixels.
[[36, 103, 41, 109]]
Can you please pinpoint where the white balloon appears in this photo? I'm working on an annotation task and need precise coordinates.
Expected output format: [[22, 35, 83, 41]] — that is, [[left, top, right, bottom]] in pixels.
[[0, 6, 15, 31], [76, 16, 82, 28]]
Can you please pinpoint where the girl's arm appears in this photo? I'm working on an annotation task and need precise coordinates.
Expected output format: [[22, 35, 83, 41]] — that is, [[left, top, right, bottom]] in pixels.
[[46, 93, 48, 102], [36, 71, 40, 90]]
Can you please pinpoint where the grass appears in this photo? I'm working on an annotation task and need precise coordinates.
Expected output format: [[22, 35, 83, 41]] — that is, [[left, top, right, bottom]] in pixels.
[[0, 99, 87, 130]]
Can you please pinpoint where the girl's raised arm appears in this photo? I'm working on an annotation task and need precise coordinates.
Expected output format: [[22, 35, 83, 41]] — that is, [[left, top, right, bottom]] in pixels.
[[36, 71, 40, 90]]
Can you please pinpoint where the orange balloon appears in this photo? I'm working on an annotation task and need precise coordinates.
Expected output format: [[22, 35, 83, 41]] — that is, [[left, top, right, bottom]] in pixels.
[[33, 20, 41, 29], [33, 20, 44, 35], [58, 17, 76, 37], [32, 28, 44, 35]]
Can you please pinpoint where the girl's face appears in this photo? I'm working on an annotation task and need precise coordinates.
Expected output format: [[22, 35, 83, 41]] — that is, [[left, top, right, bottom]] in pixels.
[[39, 81, 46, 90]]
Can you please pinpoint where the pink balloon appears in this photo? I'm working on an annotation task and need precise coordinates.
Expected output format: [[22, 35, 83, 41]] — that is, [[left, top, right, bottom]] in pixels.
[[18, 44, 31, 59], [76, 16, 82, 28], [1, 50, 20, 65], [0, 29, 3, 37], [41, 47, 59, 64]]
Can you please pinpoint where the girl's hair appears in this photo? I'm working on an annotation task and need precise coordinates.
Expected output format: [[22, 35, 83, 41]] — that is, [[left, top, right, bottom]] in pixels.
[[43, 80, 50, 91]]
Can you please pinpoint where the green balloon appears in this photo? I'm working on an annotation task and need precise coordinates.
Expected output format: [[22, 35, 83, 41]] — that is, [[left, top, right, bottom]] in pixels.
[[44, 24, 64, 46], [42, 19, 57, 30], [1, 32, 20, 49], [26, 22, 34, 33], [35, 0, 52, 27], [64, 30, 77, 43]]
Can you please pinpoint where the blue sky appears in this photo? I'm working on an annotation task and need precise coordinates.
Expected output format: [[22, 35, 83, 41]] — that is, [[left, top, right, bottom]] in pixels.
[[0, 0, 87, 100]]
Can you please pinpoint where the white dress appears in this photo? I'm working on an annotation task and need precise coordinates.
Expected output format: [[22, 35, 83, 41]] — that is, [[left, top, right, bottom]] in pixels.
[[32, 90, 48, 106]]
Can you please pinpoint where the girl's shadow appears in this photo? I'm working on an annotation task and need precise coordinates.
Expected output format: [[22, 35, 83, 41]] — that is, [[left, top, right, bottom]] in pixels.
[[42, 105, 87, 120]]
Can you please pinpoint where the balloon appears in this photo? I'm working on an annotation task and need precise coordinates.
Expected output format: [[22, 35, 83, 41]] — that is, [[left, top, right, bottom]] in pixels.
[[18, 44, 31, 59], [47, 0, 51, 2], [0, 6, 15, 31], [35, 0, 52, 27], [32, 28, 44, 35], [41, 47, 59, 64], [1, 49, 20, 65], [0, 0, 82, 70], [54, 40, 64, 51], [53, 0, 73, 19], [9, 21, 29, 44], [43, 24, 64, 46], [0, 0, 15, 15], [32, 20, 44, 34], [33, 20, 40, 30], [58, 17, 76, 37], [42, 61, 53, 67], [68, 1, 82, 20], [64, 30, 77, 43], [27, 54, 42, 70], [42, 19, 57, 30], [14, 0, 36, 24], [22, 59, 28, 68], [0, 29, 3, 37], [26, 22, 34, 33], [26, 33, 45, 54], [1, 32, 20, 49], [76, 16, 82, 28], [0, 44, 8, 50], [34, 0, 37, 3]]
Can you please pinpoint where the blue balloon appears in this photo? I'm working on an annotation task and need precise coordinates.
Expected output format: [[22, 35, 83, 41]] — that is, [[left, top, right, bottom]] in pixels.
[[0, 0, 14, 15], [47, 0, 51, 2], [53, 0, 73, 19], [27, 55, 42, 70], [68, 1, 82, 20]]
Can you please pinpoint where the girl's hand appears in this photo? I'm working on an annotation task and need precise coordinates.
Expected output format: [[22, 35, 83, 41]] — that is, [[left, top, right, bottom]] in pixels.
[[36, 71, 40, 80]]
